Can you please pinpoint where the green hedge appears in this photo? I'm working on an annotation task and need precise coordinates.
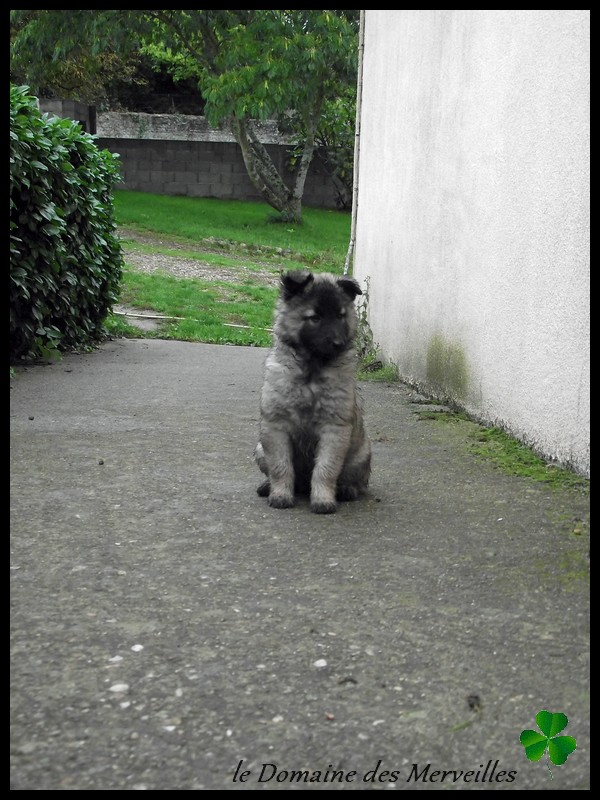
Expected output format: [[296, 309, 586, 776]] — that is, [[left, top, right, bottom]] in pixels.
[[10, 85, 124, 361]]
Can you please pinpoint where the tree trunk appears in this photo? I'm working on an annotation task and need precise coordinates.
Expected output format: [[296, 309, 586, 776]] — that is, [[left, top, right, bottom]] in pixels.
[[230, 116, 316, 224], [289, 107, 320, 218]]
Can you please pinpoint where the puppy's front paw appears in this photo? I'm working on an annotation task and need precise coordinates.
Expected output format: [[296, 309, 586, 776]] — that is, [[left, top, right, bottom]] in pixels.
[[257, 479, 270, 497], [336, 485, 359, 502], [310, 500, 337, 514], [268, 493, 295, 509]]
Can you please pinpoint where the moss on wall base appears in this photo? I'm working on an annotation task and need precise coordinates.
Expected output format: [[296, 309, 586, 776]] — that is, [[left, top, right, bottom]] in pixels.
[[425, 334, 469, 401]]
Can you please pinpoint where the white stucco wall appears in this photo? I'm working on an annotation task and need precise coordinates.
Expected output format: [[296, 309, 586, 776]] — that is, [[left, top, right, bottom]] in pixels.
[[354, 10, 589, 475]]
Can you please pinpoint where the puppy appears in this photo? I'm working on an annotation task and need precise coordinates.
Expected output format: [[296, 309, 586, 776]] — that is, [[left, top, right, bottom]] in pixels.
[[255, 269, 371, 514]]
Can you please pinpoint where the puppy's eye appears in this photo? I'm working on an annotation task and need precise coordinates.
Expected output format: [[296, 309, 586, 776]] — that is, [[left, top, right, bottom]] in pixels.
[[305, 314, 320, 323]]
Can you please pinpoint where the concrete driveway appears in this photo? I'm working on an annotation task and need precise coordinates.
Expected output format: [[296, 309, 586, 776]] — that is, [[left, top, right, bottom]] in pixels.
[[10, 339, 589, 790]]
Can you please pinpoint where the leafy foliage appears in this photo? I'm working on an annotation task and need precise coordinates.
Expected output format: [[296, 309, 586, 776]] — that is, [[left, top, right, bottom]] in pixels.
[[10, 84, 124, 361], [10, 10, 359, 223], [10, 11, 144, 105], [287, 85, 356, 210]]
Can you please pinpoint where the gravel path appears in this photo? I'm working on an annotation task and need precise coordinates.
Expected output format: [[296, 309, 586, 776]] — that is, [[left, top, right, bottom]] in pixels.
[[119, 229, 281, 287]]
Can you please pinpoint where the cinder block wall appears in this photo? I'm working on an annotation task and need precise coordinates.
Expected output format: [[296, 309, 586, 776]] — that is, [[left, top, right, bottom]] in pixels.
[[37, 108, 343, 209], [95, 137, 340, 210], [39, 98, 96, 134]]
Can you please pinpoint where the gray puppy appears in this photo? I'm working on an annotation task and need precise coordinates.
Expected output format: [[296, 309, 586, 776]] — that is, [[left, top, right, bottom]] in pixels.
[[255, 269, 371, 514]]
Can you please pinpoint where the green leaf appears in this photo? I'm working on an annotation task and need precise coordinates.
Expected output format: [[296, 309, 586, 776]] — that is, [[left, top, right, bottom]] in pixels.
[[520, 730, 548, 761], [10, 83, 123, 361], [536, 711, 568, 738], [520, 710, 577, 774], [548, 736, 577, 766]]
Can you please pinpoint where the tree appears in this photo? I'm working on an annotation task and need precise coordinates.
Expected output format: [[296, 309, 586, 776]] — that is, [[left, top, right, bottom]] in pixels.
[[11, 9, 358, 224], [9, 11, 144, 106], [287, 85, 357, 210]]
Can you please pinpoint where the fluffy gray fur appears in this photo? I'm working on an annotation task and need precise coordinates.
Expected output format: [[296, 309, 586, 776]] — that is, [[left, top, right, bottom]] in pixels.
[[255, 269, 371, 514]]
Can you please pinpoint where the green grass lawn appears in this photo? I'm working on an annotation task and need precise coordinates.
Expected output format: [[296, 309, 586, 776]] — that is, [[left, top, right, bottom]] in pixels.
[[107, 190, 367, 352], [115, 267, 275, 347], [113, 191, 351, 269]]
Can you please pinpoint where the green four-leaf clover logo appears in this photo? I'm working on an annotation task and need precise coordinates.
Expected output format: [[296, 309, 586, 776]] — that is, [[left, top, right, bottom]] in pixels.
[[520, 710, 577, 779]]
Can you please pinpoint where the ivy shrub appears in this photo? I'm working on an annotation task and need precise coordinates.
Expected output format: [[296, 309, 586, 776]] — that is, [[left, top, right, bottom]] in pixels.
[[10, 84, 124, 361]]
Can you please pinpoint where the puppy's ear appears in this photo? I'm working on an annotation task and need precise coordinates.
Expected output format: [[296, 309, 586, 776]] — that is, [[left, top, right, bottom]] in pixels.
[[337, 276, 363, 300], [281, 270, 314, 299]]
